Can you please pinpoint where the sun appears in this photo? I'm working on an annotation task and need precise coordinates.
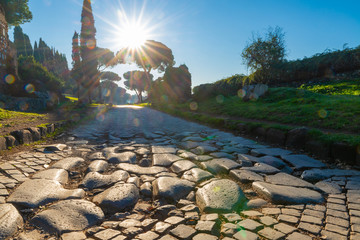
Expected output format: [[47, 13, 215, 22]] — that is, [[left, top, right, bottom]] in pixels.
[[121, 22, 148, 49]]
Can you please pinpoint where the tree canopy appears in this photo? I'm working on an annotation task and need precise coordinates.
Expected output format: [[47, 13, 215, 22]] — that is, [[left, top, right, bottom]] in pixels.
[[117, 40, 174, 73], [242, 26, 286, 83], [0, 0, 32, 26], [123, 70, 153, 103]]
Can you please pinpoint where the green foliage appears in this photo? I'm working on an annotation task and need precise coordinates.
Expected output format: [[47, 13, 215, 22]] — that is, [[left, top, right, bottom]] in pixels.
[[242, 26, 286, 84], [0, 108, 44, 120], [118, 40, 174, 73], [123, 71, 153, 103], [18, 56, 64, 93], [13, 26, 32, 57], [299, 79, 360, 95], [100, 71, 121, 82], [0, 0, 32, 26], [193, 74, 248, 100], [150, 64, 192, 103]]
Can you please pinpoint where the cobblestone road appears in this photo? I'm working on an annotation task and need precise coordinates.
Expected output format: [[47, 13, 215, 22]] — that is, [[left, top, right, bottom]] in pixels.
[[0, 106, 359, 240]]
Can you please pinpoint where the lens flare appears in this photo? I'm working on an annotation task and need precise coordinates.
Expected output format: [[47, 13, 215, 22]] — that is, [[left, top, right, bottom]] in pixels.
[[105, 89, 111, 97], [318, 109, 328, 119], [96, 113, 105, 121], [189, 102, 198, 111], [4, 74, 15, 84], [86, 39, 96, 49], [25, 84, 35, 94], [216, 95, 224, 104], [238, 89, 246, 98], [133, 118, 140, 127]]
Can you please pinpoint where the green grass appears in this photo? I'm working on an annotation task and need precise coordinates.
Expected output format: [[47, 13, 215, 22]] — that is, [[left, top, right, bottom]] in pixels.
[[165, 87, 360, 134], [0, 108, 45, 120], [300, 79, 360, 95]]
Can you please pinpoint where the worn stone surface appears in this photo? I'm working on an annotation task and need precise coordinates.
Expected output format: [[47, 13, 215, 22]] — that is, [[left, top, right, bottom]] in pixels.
[[242, 163, 280, 174], [171, 160, 197, 174], [108, 152, 137, 164], [93, 183, 139, 213], [230, 169, 264, 183], [0, 204, 24, 239], [51, 157, 85, 170], [87, 160, 109, 173], [81, 170, 129, 190], [152, 177, 195, 201], [7, 179, 85, 208], [31, 168, 69, 184], [182, 168, 213, 183], [265, 172, 318, 190], [201, 158, 241, 174], [31, 199, 104, 234], [281, 154, 326, 170], [252, 181, 324, 204], [153, 154, 182, 167], [196, 179, 247, 213], [117, 163, 168, 175]]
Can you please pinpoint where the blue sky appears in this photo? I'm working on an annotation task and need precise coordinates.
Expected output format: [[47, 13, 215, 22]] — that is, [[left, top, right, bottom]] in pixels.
[[10, 0, 360, 88]]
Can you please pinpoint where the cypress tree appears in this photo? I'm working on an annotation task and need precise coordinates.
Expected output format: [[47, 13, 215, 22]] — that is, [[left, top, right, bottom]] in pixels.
[[80, 0, 99, 102], [71, 31, 81, 99]]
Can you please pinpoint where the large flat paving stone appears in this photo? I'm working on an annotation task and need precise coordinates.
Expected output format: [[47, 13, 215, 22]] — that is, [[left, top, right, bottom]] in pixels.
[[152, 146, 177, 154], [252, 181, 324, 205], [251, 148, 292, 157], [196, 179, 247, 213], [86, 160, 109, 173], [31, 199, 104, 234], [93, 183, 139, 213], [256, 156, 287, 169], [7, 179, 85, 209], [170, 160, 197, 174], [31, 169, 69, 184], [152, 177, 195, 201], [265, 173, 318, 190], [301, 168, 360, 182], [108, 152, 137, 164], [242, 163, 280, 174], [153, 154, 182, 167], [182, 168, 214, 183], [51, 157, 85, 171], [230, 169, 264, 183], [281, 154, 326, 170], [201, 158, 241, 174], [0, 204, 24, 239], [81, 170, 129, 190], [117, 163, 168, 175]]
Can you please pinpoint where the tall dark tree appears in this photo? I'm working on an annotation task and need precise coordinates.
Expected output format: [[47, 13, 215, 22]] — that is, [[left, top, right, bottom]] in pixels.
[[0, 0, 32, 26], [71, 31, 81, 99], [80, 0, 98, 102], [162, 64, 192, 103], [13, 26, 32, 57], [123, 70, 153, 103]]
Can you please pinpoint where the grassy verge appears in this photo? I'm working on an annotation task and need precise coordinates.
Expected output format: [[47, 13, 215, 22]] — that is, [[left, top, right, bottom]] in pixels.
[[300, 79, 360, 95]]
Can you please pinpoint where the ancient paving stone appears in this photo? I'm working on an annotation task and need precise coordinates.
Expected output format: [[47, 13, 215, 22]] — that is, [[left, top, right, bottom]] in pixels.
[[154, 222, 172, 234], [321, 230, 348, 240], [258, 227, 285, 240], [0, 204, 24, 239], [303, 209, 325, 218], [348, 203, 360, 211], [262, 208, 281, 215], [273, 223, 296, 234], [196, 179, 247, 213], [87, 160, 108, 173], [325, 223, 349, 236], [221, 222, 238, 236], [277, 215, 299, 224], [193, 233, 218, 240], [315, 181, 342, 194], [118, 163, 168, 175], [328, 197, 345, 204], [350, 210, 360, 217], [127, 176, 140, 187], [191, 145, 218, 155], [135, 147, 150, 155], [281, 208, 301, 217], [200, 213, 219, 221], [210, 152, 236, 160], [31, 168, 69, 184], [301, 168, 360, 182], [153, 154, 183, 167], [61, 231, 87, 240], [152, 177, 195, 201], [171, 160, 197, 174], [301, 215, 323, 225], [152, 146, 177, 154], [88, 152, 105, 160], [81, 170, 129, 190], [281, 154, 326, 170], [7, 179, 84, 209], [51, 157, 84, 170], [165, 216, 186, 225], [158, 234, 178, 240], [237, 219, 263, 231], [241, 210, 263, 218], [182, 168, 213, 183], [108, 152, 137, 164], [306, 204, 326, 212], [222, 213, 242, 222], [119, 219, 142, 228], [196, 155, 213, 161], [179, 151, 198, 161], [0, 188, 8, 196], [242, 163, 280, 174], [93, 183, 139, 213], [327, 203, 347, 212], [229, 169, 264, 183], [232, 230, 259, 240], [298, 222, 321, 235], [327, 209, 349, 219], [136, 231, 160, 240], [246, 198, 268, 209], [252, 181, 324, 204], [201, 158, 241, 174], [94, 229, 122, 240], [260, 216, 278, 226], [140, 182, 152, 197], [142, 219, 158, 230], [265, 172, 318, 190], [122, 227, 143, 237], [253, 156, 287, 169], [286, 232, 312, 240], [31, 199, 104, 234], [170, 224, 196, 239], [195, 220, 217, 234]]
